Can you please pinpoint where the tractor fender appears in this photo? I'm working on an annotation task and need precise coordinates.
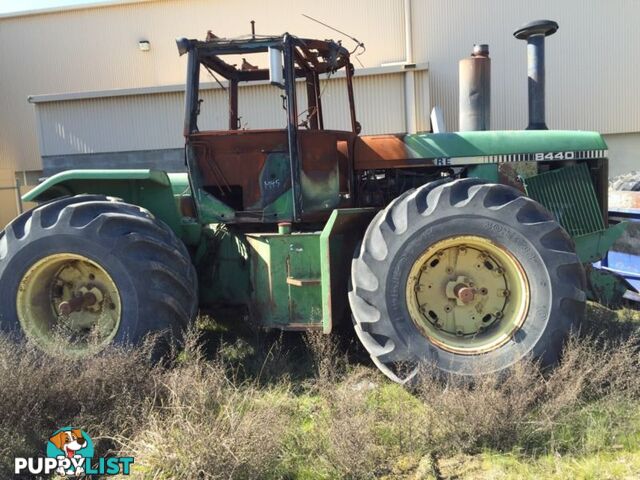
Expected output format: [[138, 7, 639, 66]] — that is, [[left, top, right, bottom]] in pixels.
[[22, 169, 201, 245]]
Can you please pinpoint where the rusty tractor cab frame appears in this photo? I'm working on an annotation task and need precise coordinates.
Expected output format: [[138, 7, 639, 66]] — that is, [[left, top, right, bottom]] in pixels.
[[177, 34, 358, 223]]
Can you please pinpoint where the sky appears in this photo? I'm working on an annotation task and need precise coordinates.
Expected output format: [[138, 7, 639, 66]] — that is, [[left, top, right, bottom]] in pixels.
[[0, 0, 114, 14]]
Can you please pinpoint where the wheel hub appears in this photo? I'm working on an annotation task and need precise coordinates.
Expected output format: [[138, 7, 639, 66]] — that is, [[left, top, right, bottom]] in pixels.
[[445, 275, 478, 305], [57, 286, 104, 316], [16, 253, 122, 354], [455, 285, 476, 304], [406, 235, 529, 354]]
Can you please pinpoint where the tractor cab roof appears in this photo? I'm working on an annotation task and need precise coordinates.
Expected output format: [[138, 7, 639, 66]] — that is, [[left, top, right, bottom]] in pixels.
[[176, 33, 351, 83]]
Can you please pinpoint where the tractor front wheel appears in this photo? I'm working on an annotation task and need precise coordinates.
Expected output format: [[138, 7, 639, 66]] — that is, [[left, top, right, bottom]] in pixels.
[[0, 195, 197, 356], [349, 179, 585, 383]]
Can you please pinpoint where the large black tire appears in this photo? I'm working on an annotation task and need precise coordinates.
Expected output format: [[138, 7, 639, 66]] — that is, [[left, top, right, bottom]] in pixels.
[[0, 195, 197, 353], [349, 179, 586, 383]]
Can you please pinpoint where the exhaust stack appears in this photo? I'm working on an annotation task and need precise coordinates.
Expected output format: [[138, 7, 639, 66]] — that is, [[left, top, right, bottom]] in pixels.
[[459, 44, 491, 131], [514, 19, 558, 130]]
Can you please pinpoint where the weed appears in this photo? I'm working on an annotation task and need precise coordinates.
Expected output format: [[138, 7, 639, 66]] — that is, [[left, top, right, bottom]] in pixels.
[[0, 304, 638, 479]]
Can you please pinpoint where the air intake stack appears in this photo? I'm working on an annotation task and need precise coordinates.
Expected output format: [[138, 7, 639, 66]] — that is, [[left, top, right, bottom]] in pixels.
[[514, 19, 558, 130]]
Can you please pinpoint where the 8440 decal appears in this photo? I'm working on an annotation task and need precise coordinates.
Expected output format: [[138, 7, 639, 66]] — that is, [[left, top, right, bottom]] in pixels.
[[426, 149, 607, 166], [534, 151, 575, 160], [473, 149, 607, 164]]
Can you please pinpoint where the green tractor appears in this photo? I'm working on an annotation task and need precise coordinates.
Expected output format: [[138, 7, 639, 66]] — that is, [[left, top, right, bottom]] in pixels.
[[0, 21, 633, 383]]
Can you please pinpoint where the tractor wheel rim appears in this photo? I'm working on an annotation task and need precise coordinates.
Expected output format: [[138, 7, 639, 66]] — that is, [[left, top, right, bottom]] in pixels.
[[16, 253, 122, 355], [406, 235, 530, 354]]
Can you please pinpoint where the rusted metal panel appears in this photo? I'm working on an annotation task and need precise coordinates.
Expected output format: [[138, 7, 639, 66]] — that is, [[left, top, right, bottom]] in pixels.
[[190, 128, 354, 221], [191, 129, 289, 209], [302, 132, 354, 213], [354, 134, 413, 170]]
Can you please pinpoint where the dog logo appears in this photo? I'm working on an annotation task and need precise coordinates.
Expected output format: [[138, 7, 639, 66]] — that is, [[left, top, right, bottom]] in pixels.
[[14, 426, 133, 476], [46, 427, 93, 476]]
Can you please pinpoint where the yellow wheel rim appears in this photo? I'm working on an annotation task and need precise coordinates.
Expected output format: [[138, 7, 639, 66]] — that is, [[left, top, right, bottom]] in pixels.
[[16, 253, 122, 354], [406, 235, 529, 354]]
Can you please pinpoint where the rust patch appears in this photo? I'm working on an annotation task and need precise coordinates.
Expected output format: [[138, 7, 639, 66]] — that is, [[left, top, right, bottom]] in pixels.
[[354, 134, 412, 170]]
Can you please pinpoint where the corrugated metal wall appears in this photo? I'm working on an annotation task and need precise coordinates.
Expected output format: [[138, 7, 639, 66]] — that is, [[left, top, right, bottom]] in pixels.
[[35, 93, 184, 156], [1, 0, 640, 171], [34, 70, 414, 156], [413, 0, 640, 134]]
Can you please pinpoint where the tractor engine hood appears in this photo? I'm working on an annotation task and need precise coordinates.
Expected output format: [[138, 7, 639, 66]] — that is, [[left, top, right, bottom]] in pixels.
[[354, 130, 608, 170]]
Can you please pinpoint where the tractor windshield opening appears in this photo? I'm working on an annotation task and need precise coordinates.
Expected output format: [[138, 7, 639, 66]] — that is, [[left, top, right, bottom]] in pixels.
[[199, 50, 269, 131], [177, 34, 358, 135]]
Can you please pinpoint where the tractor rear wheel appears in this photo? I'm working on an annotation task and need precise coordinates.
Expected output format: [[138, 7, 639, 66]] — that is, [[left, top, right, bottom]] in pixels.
[[0, 195, 197, 356], [349, 179, 585, 383]]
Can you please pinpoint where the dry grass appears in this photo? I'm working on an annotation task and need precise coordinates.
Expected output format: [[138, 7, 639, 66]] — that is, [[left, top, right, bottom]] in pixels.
[[304, 331, 350, 385], [121, 337, 292, 479], [0, 336, 160, 478], [414, 332, 640, 456], [0, 303, 638, 479]]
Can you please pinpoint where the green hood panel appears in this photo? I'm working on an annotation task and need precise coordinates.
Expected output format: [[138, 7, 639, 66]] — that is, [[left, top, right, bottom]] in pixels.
[[404, 130, 607, 159]]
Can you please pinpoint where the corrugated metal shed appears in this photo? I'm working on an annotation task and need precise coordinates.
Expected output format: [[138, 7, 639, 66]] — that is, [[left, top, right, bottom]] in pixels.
[[31, 67, 423, 158], [1, 0, 639, 173]]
